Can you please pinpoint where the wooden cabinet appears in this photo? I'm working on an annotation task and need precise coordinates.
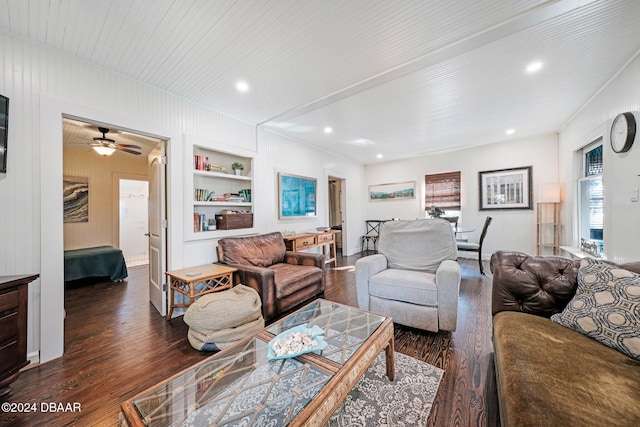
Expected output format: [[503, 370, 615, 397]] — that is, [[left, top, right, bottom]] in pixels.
[[283, 232, 338, 266], [0, 274, 38, 397], [185, 139, 255, 241]]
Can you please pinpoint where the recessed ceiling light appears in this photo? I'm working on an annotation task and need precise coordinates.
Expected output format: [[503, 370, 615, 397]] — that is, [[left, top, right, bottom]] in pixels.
[[236, 80, 249, 92], [506, 129, 515, 135], [376, 154, 383, 159], [346, 138, 376, 146], [525, 61, 543, 74], [324, 126, 333, 134]]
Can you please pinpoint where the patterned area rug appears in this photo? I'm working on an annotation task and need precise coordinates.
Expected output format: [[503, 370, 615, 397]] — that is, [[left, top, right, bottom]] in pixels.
[[327, 352, 444, 426]]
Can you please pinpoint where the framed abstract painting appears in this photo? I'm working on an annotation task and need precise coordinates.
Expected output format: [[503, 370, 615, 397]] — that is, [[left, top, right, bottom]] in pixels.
[[278, 172, 317, 218]]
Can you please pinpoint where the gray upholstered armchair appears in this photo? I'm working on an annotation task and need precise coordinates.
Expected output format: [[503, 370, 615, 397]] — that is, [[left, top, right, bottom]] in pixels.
[[355, 219, 461, 332]]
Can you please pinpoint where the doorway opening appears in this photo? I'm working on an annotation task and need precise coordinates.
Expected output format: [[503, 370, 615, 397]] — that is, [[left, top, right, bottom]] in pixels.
[[62, 116, 168, 325], [328, 176, 346, 258], [119, 179, 149, 267]]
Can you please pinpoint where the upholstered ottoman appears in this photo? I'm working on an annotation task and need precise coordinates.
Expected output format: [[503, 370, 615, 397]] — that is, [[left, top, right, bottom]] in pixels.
[[184, 284, 264, 351]]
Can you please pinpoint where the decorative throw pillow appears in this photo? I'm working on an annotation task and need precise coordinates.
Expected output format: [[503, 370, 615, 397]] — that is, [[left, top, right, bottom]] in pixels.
[[551, 257, 640, 360]]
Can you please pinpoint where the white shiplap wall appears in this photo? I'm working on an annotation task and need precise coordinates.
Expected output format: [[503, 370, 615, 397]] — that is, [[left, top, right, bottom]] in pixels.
[[256, 129, 366, 256], [559, 52, 640, 264], [364, 135, 560, 259], [0, 33, 253, 363], [0, 32, 368, 364]]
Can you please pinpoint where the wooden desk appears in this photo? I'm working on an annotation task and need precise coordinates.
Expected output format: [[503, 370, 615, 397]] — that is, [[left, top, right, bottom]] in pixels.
[[283, 231, 337, 266], [165, 264, 236, 320]]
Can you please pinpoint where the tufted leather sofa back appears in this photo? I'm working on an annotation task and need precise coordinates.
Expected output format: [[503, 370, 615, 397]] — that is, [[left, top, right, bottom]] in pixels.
[[490, 251, 640, 317], [490, 251, 579, 317]]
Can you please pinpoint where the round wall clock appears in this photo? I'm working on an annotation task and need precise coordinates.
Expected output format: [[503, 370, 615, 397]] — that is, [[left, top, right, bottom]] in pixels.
[[610, 112, 636, 153]]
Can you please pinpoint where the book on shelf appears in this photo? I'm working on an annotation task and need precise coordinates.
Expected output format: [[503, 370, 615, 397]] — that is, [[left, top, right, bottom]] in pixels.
[[193, 213, 208, 232], [194, 189, 218, 201], [194, 213, 200, 232], [193, 155, 209, 171]]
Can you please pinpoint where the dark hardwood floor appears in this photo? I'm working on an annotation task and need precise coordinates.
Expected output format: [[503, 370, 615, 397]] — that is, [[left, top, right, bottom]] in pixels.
[[0, 255, 498, 426]]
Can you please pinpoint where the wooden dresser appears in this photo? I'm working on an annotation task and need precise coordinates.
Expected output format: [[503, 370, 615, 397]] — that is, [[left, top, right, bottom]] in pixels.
[[283, 231, 337, 266], [0, 274, 38, 397]]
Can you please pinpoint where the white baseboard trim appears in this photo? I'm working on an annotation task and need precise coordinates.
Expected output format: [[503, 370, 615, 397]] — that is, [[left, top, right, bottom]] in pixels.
[[127, 260, 150, 267], [21, 351, 40, 371]]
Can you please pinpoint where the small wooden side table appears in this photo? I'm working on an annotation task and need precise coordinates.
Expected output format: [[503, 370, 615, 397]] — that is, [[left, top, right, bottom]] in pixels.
[[165, 264, 237, 320]]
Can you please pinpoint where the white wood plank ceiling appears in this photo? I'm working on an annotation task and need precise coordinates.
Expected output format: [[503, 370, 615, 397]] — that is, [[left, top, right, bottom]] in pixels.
[[2, 0, 640, 163]]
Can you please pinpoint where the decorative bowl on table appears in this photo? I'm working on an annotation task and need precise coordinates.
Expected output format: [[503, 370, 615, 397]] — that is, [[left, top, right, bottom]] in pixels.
[[316, 227, 331, 232], [267, 324, 327, 360]]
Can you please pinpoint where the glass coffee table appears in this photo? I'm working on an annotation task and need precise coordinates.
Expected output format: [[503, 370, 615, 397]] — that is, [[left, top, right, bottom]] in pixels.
[[120, 299, 394, 426]]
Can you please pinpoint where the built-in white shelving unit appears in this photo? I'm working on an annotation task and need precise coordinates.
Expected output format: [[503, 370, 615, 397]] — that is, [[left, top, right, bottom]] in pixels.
[[185, 141, 255, 241]]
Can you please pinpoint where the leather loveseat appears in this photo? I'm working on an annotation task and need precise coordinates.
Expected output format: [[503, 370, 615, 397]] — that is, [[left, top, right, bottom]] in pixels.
[[217, 232, 325, 322], [490, 251, 640, 426]]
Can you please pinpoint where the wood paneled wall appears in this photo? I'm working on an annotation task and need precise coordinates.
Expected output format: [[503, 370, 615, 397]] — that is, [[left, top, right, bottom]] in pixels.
[[63, 148, 147, 250]]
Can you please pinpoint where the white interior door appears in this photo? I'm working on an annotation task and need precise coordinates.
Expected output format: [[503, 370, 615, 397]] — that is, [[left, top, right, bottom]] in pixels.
[[119, 179, 149, 266], [148, 143, 167, 316]]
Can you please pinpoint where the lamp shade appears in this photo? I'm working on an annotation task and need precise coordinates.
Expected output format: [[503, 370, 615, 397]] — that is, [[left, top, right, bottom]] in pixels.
[[538, 183, 561, 203], [93, 145, 115, 156]]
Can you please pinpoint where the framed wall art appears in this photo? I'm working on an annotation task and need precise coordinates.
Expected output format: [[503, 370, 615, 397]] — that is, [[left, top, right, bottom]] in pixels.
[[368, 181, 416, 201], [63, 176, 89, 222], [278, 172, 317, 219], [478, 166, 532, 210]]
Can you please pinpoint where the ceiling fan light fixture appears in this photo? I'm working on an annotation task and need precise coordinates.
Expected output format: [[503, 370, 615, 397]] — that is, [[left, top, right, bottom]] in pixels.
[[93, 127, 116, 144], [93, 145, 116, 156]]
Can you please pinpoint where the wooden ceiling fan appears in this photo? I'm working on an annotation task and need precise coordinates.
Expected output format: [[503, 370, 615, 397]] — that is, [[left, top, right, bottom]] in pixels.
[[92, 127, 142, 156]]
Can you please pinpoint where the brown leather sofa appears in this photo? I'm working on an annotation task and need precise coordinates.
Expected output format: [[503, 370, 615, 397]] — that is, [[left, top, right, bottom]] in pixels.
[[217, 232, 325, 322], [490, 251, 640, 426]]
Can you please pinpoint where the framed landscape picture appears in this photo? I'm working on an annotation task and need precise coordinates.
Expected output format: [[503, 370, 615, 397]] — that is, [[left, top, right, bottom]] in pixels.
[[478, 166, 532, 210], [368, 181, 416, 201], [278, 172, 317, 218]]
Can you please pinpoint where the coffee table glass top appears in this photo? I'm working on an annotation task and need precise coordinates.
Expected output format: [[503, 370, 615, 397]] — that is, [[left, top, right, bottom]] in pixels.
[[132, 337, 332, 426], [129, 300, 387, 426], [266, 299, 386, 365]]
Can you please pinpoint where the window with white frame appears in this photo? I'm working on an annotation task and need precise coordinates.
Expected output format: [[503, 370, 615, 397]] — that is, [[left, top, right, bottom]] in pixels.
[[578, 140, 603, 254]]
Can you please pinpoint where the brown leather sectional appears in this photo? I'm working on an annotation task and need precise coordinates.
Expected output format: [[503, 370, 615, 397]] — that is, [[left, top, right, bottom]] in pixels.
[[217, 232, 325, 322], [490, 251, 640, 426]]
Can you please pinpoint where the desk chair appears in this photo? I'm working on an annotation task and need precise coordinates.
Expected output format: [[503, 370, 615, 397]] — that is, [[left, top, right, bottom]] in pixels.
[[457, 216, 492, 274], [361, 220, 385, 253]]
